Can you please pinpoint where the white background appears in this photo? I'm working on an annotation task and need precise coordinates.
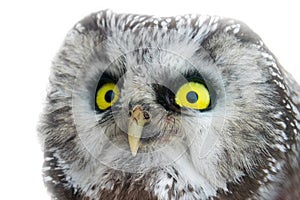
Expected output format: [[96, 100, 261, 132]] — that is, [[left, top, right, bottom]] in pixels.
[[0, 0, 299, 199]]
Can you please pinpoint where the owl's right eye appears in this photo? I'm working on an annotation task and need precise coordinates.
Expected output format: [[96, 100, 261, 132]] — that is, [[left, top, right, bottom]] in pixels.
[[95, 82, 120, 111]]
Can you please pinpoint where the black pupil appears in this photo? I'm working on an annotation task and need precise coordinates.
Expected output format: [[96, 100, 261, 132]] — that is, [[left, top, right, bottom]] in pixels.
[[186, 91, 198, 103], [105, 90, 114, 103]]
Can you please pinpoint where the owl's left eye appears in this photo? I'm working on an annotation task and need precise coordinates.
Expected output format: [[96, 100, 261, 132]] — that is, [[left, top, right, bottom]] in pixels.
[[95, 83, 120, 111], [175, 82, 210, 110]]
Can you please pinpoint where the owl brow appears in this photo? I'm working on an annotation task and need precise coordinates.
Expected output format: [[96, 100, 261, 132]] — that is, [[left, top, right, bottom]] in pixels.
[[98, 71, 120, 83], [101, 57, 127, 81], [182, 69, 206, 83]]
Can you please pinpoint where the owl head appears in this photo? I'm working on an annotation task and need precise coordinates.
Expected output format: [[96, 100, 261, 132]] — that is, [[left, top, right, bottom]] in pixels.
[[40, 10, 299, 199]]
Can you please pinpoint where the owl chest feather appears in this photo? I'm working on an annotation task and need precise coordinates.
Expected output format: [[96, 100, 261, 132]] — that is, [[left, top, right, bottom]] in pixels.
[[43, 149, 300, 200], [97, 175, 158, 200], [43, 151, 212, 199], [78, 169, 208, 200]]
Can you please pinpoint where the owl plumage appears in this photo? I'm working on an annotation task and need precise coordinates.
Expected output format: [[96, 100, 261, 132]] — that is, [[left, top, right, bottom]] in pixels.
[[39, 10, 300, 199]]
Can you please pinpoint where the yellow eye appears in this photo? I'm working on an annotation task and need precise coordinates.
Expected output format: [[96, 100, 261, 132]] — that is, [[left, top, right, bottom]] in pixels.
[[96, 83, 120, 110], [175, 82, 210, 110]]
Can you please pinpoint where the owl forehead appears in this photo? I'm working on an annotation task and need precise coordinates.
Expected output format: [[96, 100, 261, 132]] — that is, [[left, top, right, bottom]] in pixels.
[[116, 50, 196, 78], [102, 31, 207, 76], [101, 37, 211, 88]]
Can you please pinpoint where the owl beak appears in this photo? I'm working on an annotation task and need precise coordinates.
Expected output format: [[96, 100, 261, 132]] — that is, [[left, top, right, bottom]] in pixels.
[[128, 105, 150, 156]]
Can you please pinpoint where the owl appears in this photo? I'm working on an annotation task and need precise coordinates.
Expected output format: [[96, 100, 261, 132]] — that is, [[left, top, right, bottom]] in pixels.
[[39, 10, 300, 199]]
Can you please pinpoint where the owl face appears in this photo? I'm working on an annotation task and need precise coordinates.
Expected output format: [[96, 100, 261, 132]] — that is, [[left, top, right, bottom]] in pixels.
[[69, 16, 269, 175], [71, 39, 225, 173], [41, 11, 299, 198]]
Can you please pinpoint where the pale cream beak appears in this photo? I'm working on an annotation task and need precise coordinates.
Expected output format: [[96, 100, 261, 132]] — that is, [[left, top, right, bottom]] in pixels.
[[128, 105, 150, 156]]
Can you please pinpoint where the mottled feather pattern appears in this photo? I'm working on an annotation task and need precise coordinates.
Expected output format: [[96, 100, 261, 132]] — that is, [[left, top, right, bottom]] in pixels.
[[39, 10, 300, 199]]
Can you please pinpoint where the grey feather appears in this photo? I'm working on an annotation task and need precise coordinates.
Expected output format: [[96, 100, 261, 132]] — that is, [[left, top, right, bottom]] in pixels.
[[39, 10, 300, 199]]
